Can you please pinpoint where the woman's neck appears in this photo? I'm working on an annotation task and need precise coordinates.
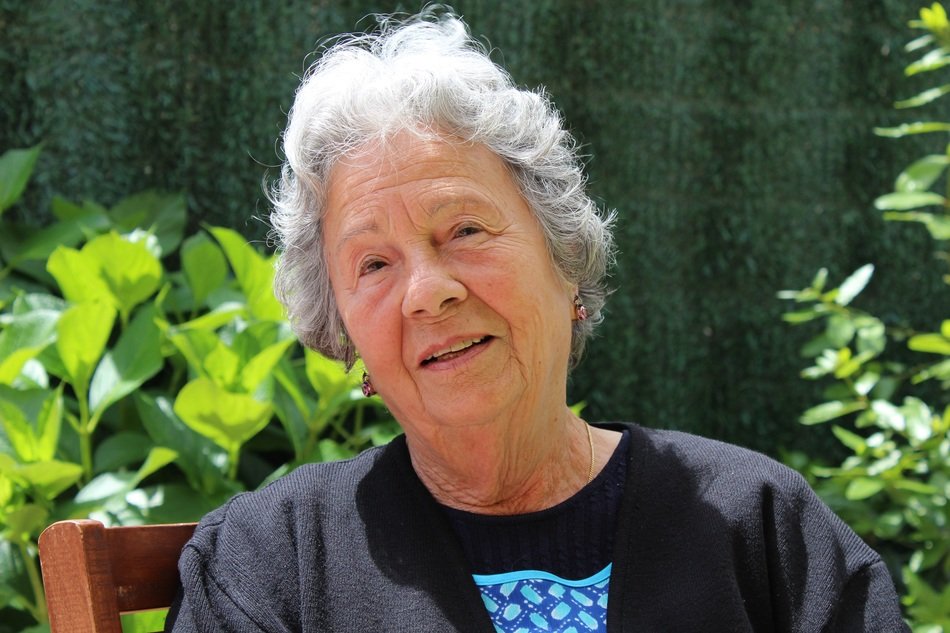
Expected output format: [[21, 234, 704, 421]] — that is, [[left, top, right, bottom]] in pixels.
[[404, 411, 616, 515]]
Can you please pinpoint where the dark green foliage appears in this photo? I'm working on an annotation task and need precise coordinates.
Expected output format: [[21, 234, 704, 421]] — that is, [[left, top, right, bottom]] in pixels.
[[2, 0, 944, 459]]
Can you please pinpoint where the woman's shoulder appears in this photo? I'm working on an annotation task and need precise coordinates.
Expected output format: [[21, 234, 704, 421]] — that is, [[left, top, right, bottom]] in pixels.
[[185, 437, 406, 556], [607, 421, 807, 489]]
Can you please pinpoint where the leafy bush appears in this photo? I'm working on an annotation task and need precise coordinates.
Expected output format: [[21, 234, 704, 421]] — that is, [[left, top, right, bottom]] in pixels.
[[780, 4, 950, 631], [0, 148, 398, 632]]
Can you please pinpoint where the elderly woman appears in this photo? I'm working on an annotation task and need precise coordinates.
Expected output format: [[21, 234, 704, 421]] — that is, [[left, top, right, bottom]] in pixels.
[[166, 9, 907, 633]]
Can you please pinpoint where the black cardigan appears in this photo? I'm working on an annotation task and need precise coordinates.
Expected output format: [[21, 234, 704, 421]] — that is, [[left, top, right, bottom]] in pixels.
[[166, 423, 908, 632]]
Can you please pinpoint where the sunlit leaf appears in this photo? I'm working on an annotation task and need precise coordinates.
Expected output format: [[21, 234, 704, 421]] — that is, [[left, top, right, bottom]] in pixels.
[[0, 309, 60, 385], [46, 246, 112, 305], [894, 84, 950, 108], [88, 303, 164, 418], [56, 301, 116, 391], [845, 478, 885, 500], [110, 191, 187, 256], [800, 400, 865, 425], [908, 333, 950, 355], [874, 122, 950, 137], [83, 232, 163, 321], [209, 227, 283, 321], [173, 378, 273, 453], [894, 154, 950, 192], [181, 232, 229, 307], [874, 191, 946, 211], [835, 264, 874, 306]]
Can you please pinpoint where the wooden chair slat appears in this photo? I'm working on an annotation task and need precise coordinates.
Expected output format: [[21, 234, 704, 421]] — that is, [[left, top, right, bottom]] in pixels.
[[39, 519, 196, 633]]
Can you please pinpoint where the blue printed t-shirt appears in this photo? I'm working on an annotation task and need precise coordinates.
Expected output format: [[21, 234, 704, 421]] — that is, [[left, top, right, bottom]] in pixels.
[[442, 429, 630, 633]]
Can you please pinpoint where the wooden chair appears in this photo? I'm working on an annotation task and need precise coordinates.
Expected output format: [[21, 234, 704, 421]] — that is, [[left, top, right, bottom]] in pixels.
[[38, 519, 196, 633]]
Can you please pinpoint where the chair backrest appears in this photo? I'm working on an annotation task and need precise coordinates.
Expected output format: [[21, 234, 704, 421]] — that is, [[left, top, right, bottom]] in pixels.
[[39, 519, 196, 633]]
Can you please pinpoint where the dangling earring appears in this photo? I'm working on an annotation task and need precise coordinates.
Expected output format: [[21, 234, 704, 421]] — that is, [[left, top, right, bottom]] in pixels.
[[361, 371, 377, 397], [574, 295, 589, 321]]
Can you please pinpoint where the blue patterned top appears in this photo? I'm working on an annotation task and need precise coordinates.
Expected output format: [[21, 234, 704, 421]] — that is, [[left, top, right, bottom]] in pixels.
[[473, 565, 611, 632]]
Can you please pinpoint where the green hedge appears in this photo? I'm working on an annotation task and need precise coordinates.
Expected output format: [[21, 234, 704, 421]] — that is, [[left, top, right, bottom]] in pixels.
[[2, 0, 942, 457]]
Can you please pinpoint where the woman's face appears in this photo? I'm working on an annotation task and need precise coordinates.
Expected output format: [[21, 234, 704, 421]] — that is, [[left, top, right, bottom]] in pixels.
[[323, 133, 575, 433]]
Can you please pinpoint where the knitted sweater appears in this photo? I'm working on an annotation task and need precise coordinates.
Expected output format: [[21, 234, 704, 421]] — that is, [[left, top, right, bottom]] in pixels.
[[165, 423, 908, 632]]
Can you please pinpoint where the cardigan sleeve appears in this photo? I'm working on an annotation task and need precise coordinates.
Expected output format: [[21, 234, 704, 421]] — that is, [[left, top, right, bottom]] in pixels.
[[164, 539, 272, 633], [758, 468, 910, 633]]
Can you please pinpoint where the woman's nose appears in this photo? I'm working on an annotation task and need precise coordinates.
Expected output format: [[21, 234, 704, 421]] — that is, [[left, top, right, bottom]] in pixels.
[[401, 258, 468, 318]]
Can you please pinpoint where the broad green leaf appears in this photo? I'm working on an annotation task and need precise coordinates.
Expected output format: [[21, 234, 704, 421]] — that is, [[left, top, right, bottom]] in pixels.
[[894, 154, 950, 192], [173, 378, 273, 453], [121, 609, 169, 633], [882, 210, 950, 239], [305, 348, 357, 397], [894, 84, 950, 108], [0, 309, 60, 384], [892, 479, 938, 494], [88, 303, 164, 418], [56, 301, 116, 391], [0, 217, 96, 271], [173, 302, 245, 332], [835, 264, 874, 306], [203, 343, 241, 389], [942, 320, 950, 338], [164, 328, 219, 378], [15, 460, 83, 500], [0, 398, 34, 462], [74, 471, 136, 504], [51, 196, 110, 228], [240, 338, 296, 392], [83, 232, 163, 321], [845, 478, 885, 500], [831, 425, 866, 453], [908, 333, 950, 355], [93, 432, 152, 474], [0, 145, 41, 214], [46, 246, 112, 304], [181, 232, 228, 307], [134, 446, 178, 484], [210, 227, 283, 320], [800, 400, 865, 425], [2, 504, 47, 541], [0, 387, 61, 462], [134, 392, 229, 495], [110, 191, 187, 256], [874, 191, 946, 210]]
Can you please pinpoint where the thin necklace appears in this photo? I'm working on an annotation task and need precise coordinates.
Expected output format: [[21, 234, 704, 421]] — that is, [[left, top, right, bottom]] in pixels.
[[585, 423, 595, 484]]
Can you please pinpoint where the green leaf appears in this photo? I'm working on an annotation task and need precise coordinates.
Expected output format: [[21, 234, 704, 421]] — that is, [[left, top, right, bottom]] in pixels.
[[134, 392, 229, 495], [0, 309, 60, 385], [800, 400, 865, 425], [121, 609, 169, 633], [908, 333, 950, 355], [46, 246, 112, 305], [56, 301, 116, 391], [203, 343, 241, 389], [110, 191, 187, 257], [134, 446, 178, 485], [894, 154, 950, 192], [181, 232, 229, 307], [3, 504, 48, 541], [0, 217, 98, 270], [93, 432, 152, 474], [831, 425, 867, 453], [16, 460, 83, 500], [82, 232, 163, 321], [882, 210, 950, 239], [835, 264, 874, 306], [874, 191, 946, 210], [845, 477, 885, 500], [240, 338, 296, 392], [88, 303, 164, 418], [0, 145, 41, 214], [173, 378, 273, 454], [894, 84, 950, 108], [209, 227, 283, 321], [874, 122, 950, 137]]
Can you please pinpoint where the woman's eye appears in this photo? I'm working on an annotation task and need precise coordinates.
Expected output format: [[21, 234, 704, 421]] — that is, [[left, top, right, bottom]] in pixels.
[[359, 259, 386, 276], [454, 224, 482, 238]]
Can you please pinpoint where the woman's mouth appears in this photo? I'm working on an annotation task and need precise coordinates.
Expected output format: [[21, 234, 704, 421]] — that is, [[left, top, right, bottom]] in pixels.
[[421, 336, 492, 366]]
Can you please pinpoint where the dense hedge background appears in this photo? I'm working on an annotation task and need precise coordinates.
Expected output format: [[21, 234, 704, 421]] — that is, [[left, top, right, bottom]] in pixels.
[[1, 0, 942, 458]]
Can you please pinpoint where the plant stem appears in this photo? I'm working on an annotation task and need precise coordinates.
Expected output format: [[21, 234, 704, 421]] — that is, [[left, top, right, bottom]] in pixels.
[[17, 539, 47, 625], [77, 387, 93, 482]]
